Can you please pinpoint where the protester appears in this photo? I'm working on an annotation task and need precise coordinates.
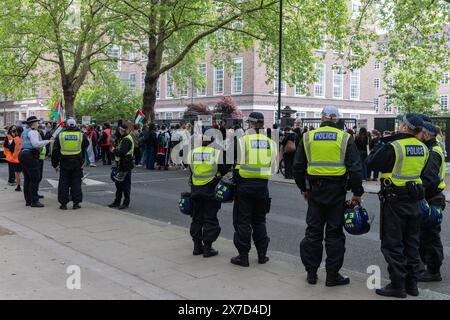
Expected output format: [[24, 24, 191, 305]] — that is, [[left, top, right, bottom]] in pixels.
[[355, 127, 370, 181], [99, 123, 112, 165], [281, 126, 299, 179], [156, 125, 170, 170]]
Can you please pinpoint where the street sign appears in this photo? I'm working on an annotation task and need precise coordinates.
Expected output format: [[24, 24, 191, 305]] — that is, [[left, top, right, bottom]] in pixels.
[[197, 115, 212, 126], [82, 116, 91, 125]]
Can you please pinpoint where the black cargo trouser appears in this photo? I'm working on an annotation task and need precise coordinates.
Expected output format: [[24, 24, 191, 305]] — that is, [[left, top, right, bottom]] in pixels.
[[233, 183, 270, 256], [381, 195, 421, 286], [419, 223, 444, 274], [58, 167, 83, 205], [300, 180, 346, 274], [190, 195, 221, 243], [114, 170, 131, 206], [18, 150, 41, 205]]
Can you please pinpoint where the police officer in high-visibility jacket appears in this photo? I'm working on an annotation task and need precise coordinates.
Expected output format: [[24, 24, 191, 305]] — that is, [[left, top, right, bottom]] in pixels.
[[190, 135, 229, 257], [51, 119, 88, 210], [415, 121, 445, 283], [19, 116, 50, 208], [293, 106, 364, 286], [109, 124, 134, 210], [368, 114, 428, 298], [231, 112, 276, 267]]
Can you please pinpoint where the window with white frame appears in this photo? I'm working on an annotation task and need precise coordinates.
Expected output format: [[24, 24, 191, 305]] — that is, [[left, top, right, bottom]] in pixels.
[[128, 73, 136, 91], [166, 71, 174, 98], [296, 112, 306, 118], [440, 95, 448, 111], [350, 69, 360, 100], [108, 45, 121, 70], [385, 97, 392, 113], [231, 58, 243, 94], [314, 112, 322, 118], [155, 113, 160, 120], [318, 35, 327, 51], [214, 63, 224, 95], [373, 98, 379, 112], [350, 113, 360, 119], [140, 72, 146, 91], [332, 65, 343, 98], [314, 64, 325, 97], [128, 48, 136, 63], [295, 83, 307, 96], [374, 61, 381, 70], [352, 1, 361, 12], [198, 63, 207, 96], [179, 84, 188, 97], [165, 112, 173, 120], [178, 112, 184, 119], [156, 78, 160, 99], [374, 78, 380, 89], [441, 72, 449, 85], [273, 77, 286, 95]]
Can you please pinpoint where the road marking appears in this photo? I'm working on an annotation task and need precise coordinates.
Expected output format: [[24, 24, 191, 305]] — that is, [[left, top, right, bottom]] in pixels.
[[46, 179, 59, 188], [83, 178, 106, 186]]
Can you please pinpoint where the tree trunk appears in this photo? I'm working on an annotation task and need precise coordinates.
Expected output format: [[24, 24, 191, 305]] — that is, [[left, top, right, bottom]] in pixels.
[[142, 76, 158, 123], [63, 87, 76, 118]]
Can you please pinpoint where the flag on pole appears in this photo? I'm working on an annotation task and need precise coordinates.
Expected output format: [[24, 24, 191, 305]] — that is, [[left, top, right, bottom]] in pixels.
[[54, 99, 65, 127], [134, 109, 145, 125]]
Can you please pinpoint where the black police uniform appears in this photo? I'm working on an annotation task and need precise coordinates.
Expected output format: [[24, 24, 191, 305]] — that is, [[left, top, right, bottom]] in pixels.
[[293, 121, 364, 283], [190, 160, 229, 256], [367, 132, 426, 297], [111, 136, 134, 208], [51, 129, 88, 208], [419, 138, 445, 278]]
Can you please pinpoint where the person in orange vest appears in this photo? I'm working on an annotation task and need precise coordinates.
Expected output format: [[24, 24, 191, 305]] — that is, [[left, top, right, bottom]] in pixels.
[[3, 125, 16, 185], [8, 126, 23, 191]]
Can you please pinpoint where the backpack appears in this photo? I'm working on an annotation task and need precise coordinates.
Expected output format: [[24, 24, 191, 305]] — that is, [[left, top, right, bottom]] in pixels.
[[158, 132, 168, 148]]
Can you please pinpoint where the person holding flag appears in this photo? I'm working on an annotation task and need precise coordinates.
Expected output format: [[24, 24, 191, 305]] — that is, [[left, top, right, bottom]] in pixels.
[[135, 109, 145, 126]]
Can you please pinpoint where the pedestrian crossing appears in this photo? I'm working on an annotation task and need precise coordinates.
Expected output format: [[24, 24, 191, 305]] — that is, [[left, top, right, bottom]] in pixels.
[[46, 178, 106, 188]]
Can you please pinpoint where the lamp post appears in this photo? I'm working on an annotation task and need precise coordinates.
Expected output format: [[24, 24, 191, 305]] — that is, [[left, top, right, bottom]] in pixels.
[[277, 0, 283, 125]]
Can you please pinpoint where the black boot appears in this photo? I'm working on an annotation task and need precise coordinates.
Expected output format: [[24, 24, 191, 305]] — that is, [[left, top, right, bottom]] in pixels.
[[73, 203, 81, 210], [257, 248, 269, 264], [307, 270, 318, 285], [203, 242, 218, 258], [405, 279, 419, 297], [59, 204, 67, 210], [418, 270, 442, 282], [193, 240, 203, 256], [108, 202, 120, 208], [230, 254, 249, 267], [375, 283, 407, 298], [31, 202, 45, 208], [325, 272, 350, 287]]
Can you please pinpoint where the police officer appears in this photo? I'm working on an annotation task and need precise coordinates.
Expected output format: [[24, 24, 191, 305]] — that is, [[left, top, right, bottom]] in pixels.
[[231, 112, 275, 267], [190, 135, 229, 257], [18, 116, 50, 207], [108, 124, 134, 210], [415, 121, 445, 282], [51, 119, 88, 210], [293, 106, 364, 286], [368, 114, 428, 298]]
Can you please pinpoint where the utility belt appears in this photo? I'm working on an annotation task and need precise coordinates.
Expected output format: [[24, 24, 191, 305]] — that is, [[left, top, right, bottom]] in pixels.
[[307, 176, 347, 190], [379, 178, 424, 201], [21, 148, 40, 158]]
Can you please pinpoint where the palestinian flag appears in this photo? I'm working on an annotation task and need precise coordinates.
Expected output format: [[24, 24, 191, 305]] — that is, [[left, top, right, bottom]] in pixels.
[[135, 109, 145, 124], [53, 99, 65, 127]]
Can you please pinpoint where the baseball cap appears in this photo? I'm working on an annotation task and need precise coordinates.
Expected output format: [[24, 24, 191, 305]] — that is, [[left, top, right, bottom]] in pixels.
[[66, 119, 77, 127], [422, 121, 438, 136], [321, 106, 340, 119], [247, 112, 264, 124]]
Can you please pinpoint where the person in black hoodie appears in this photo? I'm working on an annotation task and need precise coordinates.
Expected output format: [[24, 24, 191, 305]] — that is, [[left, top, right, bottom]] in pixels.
[[109, 124, 134, 210]]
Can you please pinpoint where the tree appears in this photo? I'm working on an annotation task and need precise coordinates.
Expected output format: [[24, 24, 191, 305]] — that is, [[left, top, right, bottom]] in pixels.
[[214, 96, 243, 119], [108, 0, 362, 122], [0, 0, 122, 117], [73, 68, 141, 121]]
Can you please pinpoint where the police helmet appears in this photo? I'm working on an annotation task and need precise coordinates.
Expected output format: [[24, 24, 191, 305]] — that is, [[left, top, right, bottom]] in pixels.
[[419, 199, 443, 227], [344, 203, 371, 235], [179, 192, 192, 215], [215, 178, 234, 203]]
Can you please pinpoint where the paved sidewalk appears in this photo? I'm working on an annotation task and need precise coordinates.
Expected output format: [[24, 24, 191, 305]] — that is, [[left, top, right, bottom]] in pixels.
[[0, 179, 447, 300]]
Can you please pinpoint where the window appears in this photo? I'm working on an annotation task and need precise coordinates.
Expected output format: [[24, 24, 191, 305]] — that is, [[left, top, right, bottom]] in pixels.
[[441, 72, 449, 85], [198, 63, 207, 96], [350, 69, 360, 100], [166, 71, 174, 98], [108, 45, 121, 70], [178, 112, 184, 119], [140, 72, 146, 91], [318, 35, 327, 51], [314, 112, 322, 118], [128, 48, 136, 63], [214, 63, 224, 95], [352, 1, 361, 12], [374, 61, 381, 70], [128, 73, 136, 91], [374, 78, 380, 89], [156, 78, 160, 99], [385, 97, 392, 113], [231, 58, 243, 94], [350, 113, 360, 119], [295, 83, 306, 96], [296, 112, 306, 118], [273, 77, 286, 95], [155, 113, 160, 120], [314, 64, 325, 97], [440, 95, 448, 111], [179, 84, 188, 97], [165, 112, 173, 120], [373, 98, 379, 112], [332, 65, 343, 98]]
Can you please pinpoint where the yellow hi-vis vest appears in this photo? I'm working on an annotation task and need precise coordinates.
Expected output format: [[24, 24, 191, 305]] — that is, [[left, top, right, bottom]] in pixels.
[[191, 147, 220, 186], [115, 134, 135, 162], [237, 133, 274, 179], [303, 126, 350, 176], [431, 144, 446, 191], [40, 146, 46, 160], [59, 131, 83, 156], [381, 137, 429, 187]]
